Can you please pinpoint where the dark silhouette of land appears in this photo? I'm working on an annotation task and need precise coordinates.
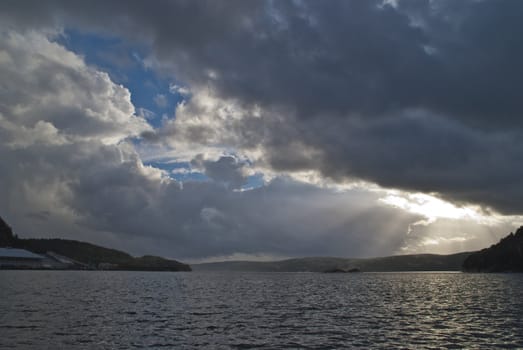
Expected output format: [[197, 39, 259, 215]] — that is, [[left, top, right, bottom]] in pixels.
[[195, 227, 523, 273], [0, 216, 17, 247], [324, 267, 361, 273], [192, 252, 473, 272], [463, 227, 523, 272], [0, 216, 190, 271], [4, 214, 523, 273]]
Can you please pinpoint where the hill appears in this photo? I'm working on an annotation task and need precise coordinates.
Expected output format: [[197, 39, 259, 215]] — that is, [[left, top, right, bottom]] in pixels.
[[192, 252, 472, 272], [462, 227, 523, 272], [0, 216, 17, 246], [0, 216, 190, 271]]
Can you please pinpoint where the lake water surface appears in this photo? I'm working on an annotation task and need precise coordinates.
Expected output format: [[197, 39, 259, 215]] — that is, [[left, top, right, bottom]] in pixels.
[[1, 271, 523, 349]]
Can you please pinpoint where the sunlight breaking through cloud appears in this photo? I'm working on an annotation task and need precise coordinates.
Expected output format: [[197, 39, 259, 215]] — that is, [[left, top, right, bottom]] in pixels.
[[380, 192, 491, 224]]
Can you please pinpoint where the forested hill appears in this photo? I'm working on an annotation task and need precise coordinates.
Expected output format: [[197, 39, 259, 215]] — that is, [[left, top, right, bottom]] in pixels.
[[192, 252, 473, 272], [0, 216, 17, 246], [0, 216, 191, 271], [463, 227, 523, 272]]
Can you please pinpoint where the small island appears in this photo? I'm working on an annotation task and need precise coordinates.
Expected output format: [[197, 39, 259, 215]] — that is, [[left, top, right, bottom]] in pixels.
[[0, 216, 191, 271], [324, 267, 361, 273]]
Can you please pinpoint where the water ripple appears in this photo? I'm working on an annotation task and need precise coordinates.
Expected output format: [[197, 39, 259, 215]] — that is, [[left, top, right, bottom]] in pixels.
[[1, 271, 523, 349]]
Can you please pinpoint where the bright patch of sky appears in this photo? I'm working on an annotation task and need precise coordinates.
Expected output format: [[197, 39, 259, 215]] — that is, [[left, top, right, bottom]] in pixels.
[[380, 191, 498, 225]]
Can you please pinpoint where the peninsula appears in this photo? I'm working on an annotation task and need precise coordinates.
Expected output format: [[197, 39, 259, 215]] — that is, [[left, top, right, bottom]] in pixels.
[[0, 216, 191, 271]]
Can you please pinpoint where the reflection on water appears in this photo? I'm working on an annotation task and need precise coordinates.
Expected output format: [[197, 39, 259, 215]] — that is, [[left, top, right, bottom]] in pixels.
[[1, 271, 523, 349]]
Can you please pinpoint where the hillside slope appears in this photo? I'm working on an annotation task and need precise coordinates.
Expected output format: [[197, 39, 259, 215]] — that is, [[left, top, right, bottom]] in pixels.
[[463, 227, 523, 272], [193, 252, 472, 272]]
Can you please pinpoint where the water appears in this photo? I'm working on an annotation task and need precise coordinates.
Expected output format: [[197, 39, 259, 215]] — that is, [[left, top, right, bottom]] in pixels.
[[1, 271, 523, 349]]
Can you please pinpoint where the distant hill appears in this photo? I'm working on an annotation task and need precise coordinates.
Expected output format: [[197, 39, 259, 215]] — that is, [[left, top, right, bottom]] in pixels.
[[0, 216, 190, 271], [192, 252, 472, 272], [463, 227, 523, 272]]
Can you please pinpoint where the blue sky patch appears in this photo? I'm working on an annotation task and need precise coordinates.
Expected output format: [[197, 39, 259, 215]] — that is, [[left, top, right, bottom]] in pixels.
[[57, 29, 188, 128]]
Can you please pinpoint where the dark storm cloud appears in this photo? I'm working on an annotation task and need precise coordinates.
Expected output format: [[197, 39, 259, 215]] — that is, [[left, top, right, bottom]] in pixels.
[[278, 111, 523, 214], [3, 0, 523, 123], [1, 0, 516, 213], [4, 14, 520, 263], [0, 28, 429, 260], [190, 155, 248, 190], [1, 0, 523, 255]]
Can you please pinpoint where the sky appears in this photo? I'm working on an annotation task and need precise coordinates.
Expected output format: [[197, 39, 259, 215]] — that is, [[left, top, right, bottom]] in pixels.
[[1, 0, 522, 262]]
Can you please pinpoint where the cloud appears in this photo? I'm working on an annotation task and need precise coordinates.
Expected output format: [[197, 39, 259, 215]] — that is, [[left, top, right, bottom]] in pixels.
[[398, 217, 517, 255], [169, 83, 190, 97], [147, 87, 523, 213], [0, 29, 422, 260], [153, 94, 168, 108], [1, 2, 523, 260], [2, 1, 523, 127], [0, 30, 151, 145], [190, 155, 248, 189], [136, 107, 156, 120], [2, 0, 514, 212], [0, 30, 155, 248]]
